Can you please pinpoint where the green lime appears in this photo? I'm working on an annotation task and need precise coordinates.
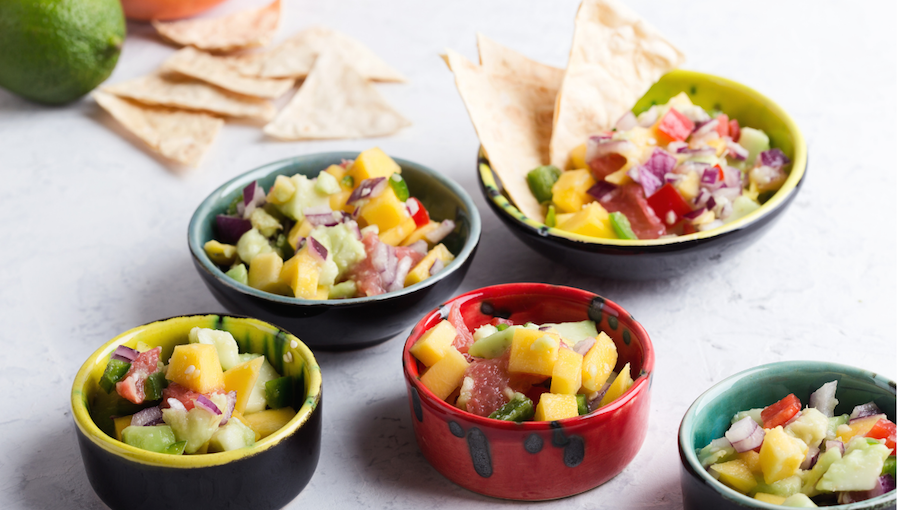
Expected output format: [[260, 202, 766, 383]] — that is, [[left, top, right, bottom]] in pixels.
[[0, 0, 125, 105]]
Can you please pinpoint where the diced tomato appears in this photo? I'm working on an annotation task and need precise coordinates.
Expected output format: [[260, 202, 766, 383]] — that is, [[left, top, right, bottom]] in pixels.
[[449, 301, 474, 353], [601, 183, 666, 239], [729, 119, 741, 141], [656, 108, 695, 142], [646, 184, 693, 225], [588, 153, 627, 180], [161, 383, 201, 411], [408, 197, 430, 227], [115, 347, 161, 404], [464, 353, 511, 417], [865, 418, 897, 453], [761, 394, 802, 429], [715, 114, 730, 138]]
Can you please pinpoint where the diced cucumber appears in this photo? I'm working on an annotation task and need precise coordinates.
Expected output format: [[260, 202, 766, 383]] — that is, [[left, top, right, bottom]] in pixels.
[[225, 263, 248, 285], [801, 447, 841, 497], [265, 376, 295, 409], [723, 195, 761, 223], [165, 441, 186, 455], [526, 165, 561, 204], [121, 425, 177, 454], [488, 393, 534, 422], [226, 194, 242, 215], [754, 474, 801, 498], [540, 320, 598, 346], [698, 437, 736, 468], [189, 327, 241, 370], [341, 175, 354, 189], [732, 408, 764, 427], [309, 228, 340, 286], [738, 127, 770, 167], [162, 392, 230, 454], [468, 327, 517, 359], [99, 358, 130, 393], [273, 233, 294, 261], [236, 228, 273, 265], [275, 174, 330, 221], [314, 223, 366, 279], [208, 418, 255, 452], [315, 171, 341, 195], [817, 437, 891, 492], [609, 212, 638, 240], [781, 493, 817, 508], [785, 408, 828, 448], [576, 394, 589, 415], [143, 371, 168, 401], [328, 280, 357, 299]]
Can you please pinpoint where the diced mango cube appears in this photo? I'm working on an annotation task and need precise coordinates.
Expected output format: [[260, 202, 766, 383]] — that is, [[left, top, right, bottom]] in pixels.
[[280, 247, 320, 299], [738, 450, 762, 475], [248, 252, 286, 294], [348, 147, 401, 184], [709, 459, 758, 494], [113, 415, 133, 441], [555, 202, 615, 239], [266, 175, 296, 205], [358, 187, 409, 232], [535, 393, 578, 422], [569, 143, 587, 170], [599, 362, 633, 406], [405, 244, 455, 286], [166, 343, 225, 394], [379, 217, 416, 246], [242, 407, 296, 439], [836, 414, 882, 443], [401, 220, 440, 246], [551, 168, 596, 214], [204, 240, 237, 266], [316, 286, 329, 300], [754, 493, 786, 504], [288, 219, 313, 249], [508, 328, 560, 377], [604, 167, 633, 186], [329, 189, 353, 212], [223, 356, 264, 415], [550, 348, 583, 395], [324, 164, 348, 183], [675, 170, 700, 202], [581, 332, 617, 392], [410, 320, 458, 367], [419, 347, 469, 401], [759, 426, 809, 484]]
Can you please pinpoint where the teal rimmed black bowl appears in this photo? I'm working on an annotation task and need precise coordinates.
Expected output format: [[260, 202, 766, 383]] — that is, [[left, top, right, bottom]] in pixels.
[[189, 152, 482, 350], [678, 361, 896, 510], [71, 314, 323, 510], [478, 70, 807, 280]]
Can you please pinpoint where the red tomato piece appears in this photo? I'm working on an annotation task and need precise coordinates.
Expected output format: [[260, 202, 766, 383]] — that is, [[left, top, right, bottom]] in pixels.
[[657, 108, 695, 142], [729, 119, 741, 141], [865, 418, 897, 453], [449, 301, 474, 353], [408, 197, 430, 227], [588, 153, 627, 180], [490, 317, 514, 327], [161, 383, 201, 411], [115, 347, 161, 404], [760, 394, 801, 429], [715, 114, 730, 138], [646, 183, 693, 225], [601, 183, 666, 239]]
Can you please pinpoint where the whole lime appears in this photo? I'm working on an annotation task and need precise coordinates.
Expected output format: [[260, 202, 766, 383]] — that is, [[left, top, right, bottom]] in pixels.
[[0, 0, 126, 105]]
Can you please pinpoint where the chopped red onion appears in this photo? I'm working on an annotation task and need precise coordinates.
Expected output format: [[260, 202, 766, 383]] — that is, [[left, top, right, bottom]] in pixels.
[[195, 395, 222, 415], [838, 475, 896, 504], [166, 398, 186, 411], [588, 383, 612, 412], [389, 256, 413, 292], [664, 172, 680, 184], [424, 219, 455, 244], [644, 147, 677, 177], [638, 166, 663, 197], [406, 198, 419, 217], [615, 111, 637, 132], [678, 146, 717, 156], [351, 206, 361, 219], [800, 444, 820, 469], [725, 416, 765, 452], [241, 182, 267, 220], [694, 188, 712, 208], [758, 148, 790, 169], [849, 402, 882, 420], [538, 326, 553, 332], [111, 345, 139, 363], [346, 177, 387, 205], [636, 107, 658, 128], [667, 141, 688, 153], [242, 181, 259, 207], [692, 118, 719, 137], [216, 215, 253, 245], [825, 440, 844, 456], [587, 181, 617, 201], [725, 139, 748, 161], [713, 186, 741, 202], [407, 240, 428, 256], [700, 167, 719, 184], [309, 237, 328, 261], [132, 406, 163, 426], [682, 208, 706, 220], [809, 381, 839, 417], [585, 138, 636, 165], [722, 166, 742, 188], [573, 338, 595, 356], [220, 391, 236, 426], [429, 258, 444, 276], [305, 210, 342, 227]]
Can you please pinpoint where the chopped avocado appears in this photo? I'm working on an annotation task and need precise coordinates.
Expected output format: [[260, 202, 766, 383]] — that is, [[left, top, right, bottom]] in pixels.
[[785, 408, 828, 448], [801, 447, 842, 497], [816, 437, 890, 492], [208, 418, 256, 452], [121, 425, 178, 454], [539, 320, 598, 346], [723, 195, 761, 223], [488, 393, 534, 422], [738, 127, 770, 167], [249, 208, 282, 238], [315, 171, 341, 195], [312, 223, 366, 281], [225, 263, 248, 285], [825, 414, 849, 440], [188, 327, 240, 370], [275, 174, 330, 221], [697, 438, 736, 468], [527, 165, 561, 204], [236, 228, 273, 265], [468, 326, 517, 358]]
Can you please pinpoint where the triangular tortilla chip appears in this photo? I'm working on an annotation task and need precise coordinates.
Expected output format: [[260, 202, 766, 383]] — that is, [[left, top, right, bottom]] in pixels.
[[549, 0, 684, 168], [161, 47, 295, 99], [102, 73, 276, 121], [93, 91, 223, 167], [445, 47, 561, 222], [232, 26, 406, 82], [263, 51, 411, 140], [151, 0, 281, 53], [477, 33, 565, 87]]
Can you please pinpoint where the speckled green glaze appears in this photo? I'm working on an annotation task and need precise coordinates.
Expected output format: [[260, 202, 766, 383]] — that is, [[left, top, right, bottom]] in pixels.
[[679, 361, 896, 510]]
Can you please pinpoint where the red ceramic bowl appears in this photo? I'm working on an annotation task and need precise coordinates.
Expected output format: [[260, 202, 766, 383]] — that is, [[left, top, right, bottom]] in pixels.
[[401, 283, 655, 500]]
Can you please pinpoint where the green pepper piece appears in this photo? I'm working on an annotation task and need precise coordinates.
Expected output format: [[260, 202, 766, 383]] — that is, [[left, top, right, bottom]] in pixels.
[[609, 212, 638, 240], [389, 173, 410, 202], [526, 165, 561, 204], [545, 205, 557, 228], [143, 371, 168, 401], [576, 394, 589, 415], [226, 264, 248, 285], [882, 456, 896, 477], [488, 394, 534, 422], [99, 358, 131, 394], [226, 194, 242, 215], [265, 376, 295, 409], [496, 323, 509, 332], [341, 175, 354, 189], [165, 441, 187, 455]]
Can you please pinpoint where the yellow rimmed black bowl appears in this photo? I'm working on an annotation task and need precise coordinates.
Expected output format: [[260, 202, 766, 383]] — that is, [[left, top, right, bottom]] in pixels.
[[71, 315, 322, 510], [478, 70, 807, 280]]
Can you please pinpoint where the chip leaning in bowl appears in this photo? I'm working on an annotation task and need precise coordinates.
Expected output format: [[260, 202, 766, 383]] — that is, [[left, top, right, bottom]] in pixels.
[[527, 92, 791, 240], [409, 311, 634, 422], [699, 380, 897, 506], [93, 327, 301, 455], [205, 147, 456, 299]]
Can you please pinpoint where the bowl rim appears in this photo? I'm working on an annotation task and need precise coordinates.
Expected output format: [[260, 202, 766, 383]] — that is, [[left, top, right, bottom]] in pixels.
[[402, 282, 656, 430], [188, 151, 482, 306], [70, 314, 323, 468], [678, 360, 897, 509], [478, 69, 808, 248]]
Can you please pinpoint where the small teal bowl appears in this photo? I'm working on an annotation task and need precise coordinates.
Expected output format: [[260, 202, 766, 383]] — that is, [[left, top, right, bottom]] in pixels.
[[678, 361, 897, 510]]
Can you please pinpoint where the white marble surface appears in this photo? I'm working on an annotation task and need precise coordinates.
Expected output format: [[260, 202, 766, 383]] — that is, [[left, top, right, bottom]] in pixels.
[[0, 1, 896, 508]]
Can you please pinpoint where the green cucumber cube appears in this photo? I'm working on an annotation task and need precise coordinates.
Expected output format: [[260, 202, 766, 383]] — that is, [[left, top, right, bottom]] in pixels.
[[121, 425, 177, 454]]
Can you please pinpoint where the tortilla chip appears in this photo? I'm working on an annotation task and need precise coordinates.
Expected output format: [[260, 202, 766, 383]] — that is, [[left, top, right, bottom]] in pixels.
[[263, 51, 411, 140], [151, 0, 280, 53], [232, 26, 406, 82], [549, 0, 684, 168], [102, 73, 276, 121], [93, 91, 223, 167], [477, 33, 565, 87], [445, 48, 560, 222], [161, 47, 295, 99]]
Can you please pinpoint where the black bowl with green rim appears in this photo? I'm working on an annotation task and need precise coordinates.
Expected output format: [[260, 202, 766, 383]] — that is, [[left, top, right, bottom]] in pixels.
[[189, 152, 482, 350], [71, 314, 323, 510], [478, 70, 807, 281]]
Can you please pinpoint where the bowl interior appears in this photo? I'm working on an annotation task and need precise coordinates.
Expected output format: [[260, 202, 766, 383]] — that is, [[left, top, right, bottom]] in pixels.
[[71, 315, 322, 467], [479, 69, 808, 246], [189, 152, 481, 305], [679, 361, 896, 508]]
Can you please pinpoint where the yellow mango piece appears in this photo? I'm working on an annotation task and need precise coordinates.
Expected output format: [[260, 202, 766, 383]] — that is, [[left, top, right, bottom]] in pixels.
[[324, 164, 348, 183], [223, 356, 265, 415], [348, 147, 401, 183], [266, 175, 296, 205], [419, 347, 469, 401], [738, 450, 762, 475], [329, 189, 353, 212], [401, 220, 440, 246], [288, 219, 313, 249], [759, 426, 809, 484], [280, 247, 320, 299], [203, 240, 237, 266], [550, 348, 583, 395], [405, 243, 454, 286], [508, 328, 560, 377], [581, 332, 617, 392], [569, 143, 587, 169], [709, 459, 758, 494], [836, 414, 882, 443], [248, 252, 287, 294], [410, 320, 458, 367], [708, 137, 726, 157], [551, 168, 596, 214], [604, 167, 633, 186], [599, 362, 634, 407], [358, 187, 409, 232], [315, 286, 329, 300], [555, 201, 615, 239], [166, 343, 225, 394], [242, 407, 296, 439], [534, 393, 578, 422], [753, 493, 786, 505], [379, 217, 416, 246], [113, 415, 133, 441], [231, 411, 261, 441], [675, 170, 700, 202]]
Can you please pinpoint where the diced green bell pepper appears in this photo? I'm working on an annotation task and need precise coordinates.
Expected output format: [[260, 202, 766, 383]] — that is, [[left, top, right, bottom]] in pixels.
[[609, 212, 638, 240], [143, 371, 168, 401], [389, 173, 410, 202], [99, 358, 130, 393], [265, 376, 295, 409], [488, 394, 534, 422]]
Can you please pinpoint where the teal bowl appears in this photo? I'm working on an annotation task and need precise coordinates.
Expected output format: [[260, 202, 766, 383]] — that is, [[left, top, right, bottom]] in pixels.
[[678, 361, 896, 510], [189, 152, 482, 350]]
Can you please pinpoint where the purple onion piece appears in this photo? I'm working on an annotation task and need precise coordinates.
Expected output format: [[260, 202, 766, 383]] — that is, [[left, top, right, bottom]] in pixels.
[[538, 326, 553, 332], [758, 148, 790, 169], [615, 111, 637, 132], [809, 380, 839, 418], [216, 215, 253, 245], [220, 391, 236, 426], [408, 240, 428, 256], [838, 475, 896, 504], [241, 184, 267, 220], [692, 118, 718, 136], [429, 258, 445, 276], [678, 146, 717, 156], [111, 345, 140, 363], [850, 402, 882, 420], [309, 236, 328, 261], [588, 383, 612, 412], [825, 440, 845, 456], [131, 406, 164, 426], [346, 177, 387, 205], [667, 141, 688, 153], [302, 205, 332, 217], [587, 181, 617, 201], [424, 220, 455, 244], [389, 256, 414, 292], [683, 208, 706, 220], [638, 165, 664, 197], [305, 210, 342, 227], [800, 444, 820, 470], [242, 181, 258, 207], [195, 395, 222, 416], [644, 147, 677, 177], [573, 338, 595, 356], [636, 108, 658, 128], [700, 167, 719, 184], [725, 416, 765, 452], [725, 139, 748, 161]]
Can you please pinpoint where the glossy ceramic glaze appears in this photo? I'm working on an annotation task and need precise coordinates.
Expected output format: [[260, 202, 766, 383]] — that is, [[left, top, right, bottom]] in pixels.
[[71, 315, 323, 510], [402, 283, 655, 500], [478, 70, 808, 280], [679, 361, 897, 510], [120, 0, 227, 21], [189, 152, 481, 350]]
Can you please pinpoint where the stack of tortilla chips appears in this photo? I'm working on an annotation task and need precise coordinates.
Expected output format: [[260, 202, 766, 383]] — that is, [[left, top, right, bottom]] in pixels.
[[95, 0, 410, 168], [446, 0, 684, 221]]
